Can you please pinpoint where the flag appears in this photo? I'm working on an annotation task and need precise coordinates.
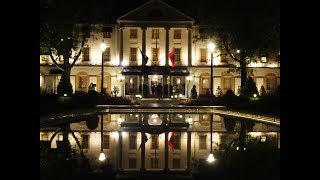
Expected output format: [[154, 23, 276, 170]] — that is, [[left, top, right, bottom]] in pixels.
[[168, 131, 175, 149], [139, 48, 149, 66], [168, 49, 175, 67], [137, 132, 148, 151]]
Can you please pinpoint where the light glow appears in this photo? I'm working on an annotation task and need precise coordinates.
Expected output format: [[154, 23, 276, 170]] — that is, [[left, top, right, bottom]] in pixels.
[[100, 43, 107, 52], [207, 153, 215, 163], [99, 152, 106, 161], [208, 42, 215, 53]]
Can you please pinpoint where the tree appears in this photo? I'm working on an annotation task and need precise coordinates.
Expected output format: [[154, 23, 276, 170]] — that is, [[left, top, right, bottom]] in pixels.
[[40, 0, 108, 95], [242, 77, 258, 97], [259, 85, 266, 96], [189, 0, 279, 95], [191, 85, 198, 99], [216, 86, 222, 97]]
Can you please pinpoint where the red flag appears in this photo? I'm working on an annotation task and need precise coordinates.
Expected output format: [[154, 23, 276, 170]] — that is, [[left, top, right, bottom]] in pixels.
[[168, 132, 175, 149], [168, 49, 175, 67]]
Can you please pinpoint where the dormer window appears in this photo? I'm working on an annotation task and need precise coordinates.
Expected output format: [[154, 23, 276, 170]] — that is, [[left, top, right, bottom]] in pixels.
[[261, 56, 267, 63]]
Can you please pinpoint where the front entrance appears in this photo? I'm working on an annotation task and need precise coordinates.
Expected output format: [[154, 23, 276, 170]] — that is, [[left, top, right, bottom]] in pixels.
[[149, 75, 163, 97]]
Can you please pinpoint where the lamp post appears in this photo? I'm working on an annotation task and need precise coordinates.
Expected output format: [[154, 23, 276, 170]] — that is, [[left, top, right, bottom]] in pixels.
[[207, 113, 215, 163], [208, 42, 215, 97], [99, 115, 106, 161], [100, 43, 107, 95]]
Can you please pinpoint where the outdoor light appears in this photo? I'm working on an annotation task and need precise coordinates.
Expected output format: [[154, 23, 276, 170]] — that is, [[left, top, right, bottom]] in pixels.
[[244, 147, 246, 150], [171, 95, 173, 98], [236, 49, 240, 53], [208, 42, 215, 97], [99, 152, 106, 161], [64, 93, 67, 97], [179, 94, 183, 98], [99, 115, 106, 162], [186, 116, 193, 124], [117, 116, 124, 124], [207, 153, 215, 163], [100, 42, 107, 95], [236, 147, 239, 151], [253, 93, 257, 98]]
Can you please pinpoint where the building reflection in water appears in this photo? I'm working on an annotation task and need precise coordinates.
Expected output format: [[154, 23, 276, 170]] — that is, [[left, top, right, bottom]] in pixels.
[[40, 112, 280, 172]]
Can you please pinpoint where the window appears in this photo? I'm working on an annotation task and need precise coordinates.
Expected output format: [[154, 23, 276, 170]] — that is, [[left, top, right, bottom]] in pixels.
[[152, 29, 159, 39], [130, 29, 137, 39], [224, 77, 231, 90], [103, 135, 110, 149], [129, 133, 137, 150], [103, 32, 111, 38], [102, 47, 110, 62], [174, 134, 181, 149], [78, 76, 87, 89], [173, 158, 180, 169], [261, 56, 267, 63], [82, 134, 89, 149], [102, 27, 112, 38], [129, 158, 137, 168], [174, 29, 181, 39], [151, 158, 159, 168], [82, 47, 90, 61], [200, 48, 207, 62], [129, 77, 136, 89], [130, 48, 137, 61], [152, 48, 159, 61], [202, 78, 209, 89], [261, 136, 267, 142], [199, 135, 207, 150], [58, 134, 63, 141], [174, 48, 181, 62], [151, 135, 159, 149], [41, 133, 48, 141], [266, 77, 275, 90]]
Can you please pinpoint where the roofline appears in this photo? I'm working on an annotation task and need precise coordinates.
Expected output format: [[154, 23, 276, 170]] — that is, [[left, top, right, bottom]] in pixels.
[[117, 0, 195, 23]]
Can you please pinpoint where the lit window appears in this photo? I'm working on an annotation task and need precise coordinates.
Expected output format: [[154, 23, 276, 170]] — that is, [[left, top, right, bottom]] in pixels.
[[202, 78, 209, 89], [173, 158, 181, 168], [82, 134, 89, 149], [130, 48, 137, 61], [102, 47, 110, 62], [130, 29, 137, 39], [151, 135, 159, 149], [41, 134, 48, 141], [261, 56, 267, 63], [82, 47, 90, 61], [200, 48, 207, 62], [103, 135, 110, 149], [174, 29, 181, 39], [174, 48, 181, 61], [151, 158, 159, 168], [152, 29, 159, 39], [58, 134, 63, 141], [129, 133, 137, 150], [261, 136, 267, 142], [199, 135, 207, 149], [129, 158, 137, 168]]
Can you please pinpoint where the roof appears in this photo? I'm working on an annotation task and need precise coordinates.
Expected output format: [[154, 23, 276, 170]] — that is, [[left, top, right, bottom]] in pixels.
[[121, 66, 190, 76], [117, 0, 194, 24]]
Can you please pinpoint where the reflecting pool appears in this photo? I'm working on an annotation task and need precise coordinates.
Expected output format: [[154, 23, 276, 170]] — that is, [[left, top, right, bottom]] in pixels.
[[40, 108, 280, 179]]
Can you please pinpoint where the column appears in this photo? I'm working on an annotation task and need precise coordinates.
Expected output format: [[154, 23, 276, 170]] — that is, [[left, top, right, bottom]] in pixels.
[[167, 76, 170, 98], [142, 27, 147, 66], [165, 27, 170, 66], [188, 27, 192, 66], [164, 115, 169, 171], [140, 131, 146, 172], [187, 131, 191, 171], [119, 131, 123, 170], [120, 28, 124, 65]]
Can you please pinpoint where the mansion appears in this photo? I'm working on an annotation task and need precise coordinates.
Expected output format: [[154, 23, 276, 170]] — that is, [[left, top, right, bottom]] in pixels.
[[40, 0, 280, 97]]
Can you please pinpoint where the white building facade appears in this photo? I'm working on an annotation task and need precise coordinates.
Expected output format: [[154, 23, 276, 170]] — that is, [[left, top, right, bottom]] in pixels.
[[40, 0, 280, 97]]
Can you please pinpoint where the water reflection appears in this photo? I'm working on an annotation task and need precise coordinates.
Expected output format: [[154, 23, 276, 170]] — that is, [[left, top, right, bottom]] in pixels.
[[40, 111, 280, 179]]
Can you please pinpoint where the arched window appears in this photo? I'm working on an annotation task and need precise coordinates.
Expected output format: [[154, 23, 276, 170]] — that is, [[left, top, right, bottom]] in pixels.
[[75, 72, 89, 92], [264, 73, 277, 93], [221, 72, 235, 94]]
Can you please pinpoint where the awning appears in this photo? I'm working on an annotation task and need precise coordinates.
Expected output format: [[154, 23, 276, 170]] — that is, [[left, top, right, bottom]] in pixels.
[[121, 66, 190, 76], [49, 69, 63, 74]]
